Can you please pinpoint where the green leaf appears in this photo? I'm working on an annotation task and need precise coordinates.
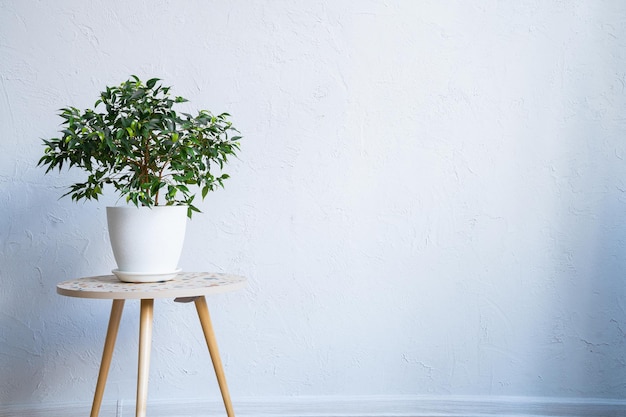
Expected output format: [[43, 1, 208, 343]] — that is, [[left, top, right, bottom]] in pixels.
[[146, 78, 160, 89]]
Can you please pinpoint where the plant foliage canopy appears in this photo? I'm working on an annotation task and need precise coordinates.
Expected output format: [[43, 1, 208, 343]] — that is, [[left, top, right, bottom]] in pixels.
[[39, 76, 241, 217]]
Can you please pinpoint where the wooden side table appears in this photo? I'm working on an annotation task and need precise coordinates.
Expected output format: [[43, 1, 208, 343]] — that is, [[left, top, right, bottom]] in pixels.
[[57, 272, 246, 417]]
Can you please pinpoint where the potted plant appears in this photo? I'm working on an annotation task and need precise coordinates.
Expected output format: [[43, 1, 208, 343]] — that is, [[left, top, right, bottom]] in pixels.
[[39, 75, 242, 282]]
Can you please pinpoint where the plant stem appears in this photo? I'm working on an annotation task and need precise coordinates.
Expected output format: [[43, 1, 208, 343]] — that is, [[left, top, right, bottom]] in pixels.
[[141, 135, 151, 203]]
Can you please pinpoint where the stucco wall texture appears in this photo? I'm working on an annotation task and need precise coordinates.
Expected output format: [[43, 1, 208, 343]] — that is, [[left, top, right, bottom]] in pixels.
[[2, 0, 626, 407]]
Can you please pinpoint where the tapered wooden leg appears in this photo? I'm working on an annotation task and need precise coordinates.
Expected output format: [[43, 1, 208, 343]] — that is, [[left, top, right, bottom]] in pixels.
[[136, 299, 154, 417], [195, 296, 235, 417], [91, 299, 125, 417]]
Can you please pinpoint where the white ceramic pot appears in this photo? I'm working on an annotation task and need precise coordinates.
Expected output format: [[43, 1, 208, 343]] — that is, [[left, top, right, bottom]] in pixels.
[[106, 205, 188, 283]]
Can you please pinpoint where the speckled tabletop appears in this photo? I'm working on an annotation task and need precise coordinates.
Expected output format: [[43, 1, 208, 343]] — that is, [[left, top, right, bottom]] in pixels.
[[57, 272, 246, 300]]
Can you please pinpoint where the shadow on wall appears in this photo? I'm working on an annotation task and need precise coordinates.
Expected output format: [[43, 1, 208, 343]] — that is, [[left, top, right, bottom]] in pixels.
[[532, 121, 626, 396], [550, 176, 626, 397], [510, 2, 626, 396], [549, 18, 626, 392], [0, 180, 114, 403]]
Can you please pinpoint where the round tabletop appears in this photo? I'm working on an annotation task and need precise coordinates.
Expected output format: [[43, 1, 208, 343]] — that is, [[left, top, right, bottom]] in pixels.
[[57, 272, 246, 300]]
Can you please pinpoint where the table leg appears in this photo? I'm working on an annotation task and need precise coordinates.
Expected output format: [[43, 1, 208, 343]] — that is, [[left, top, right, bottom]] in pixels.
[[194, 296, 235, 417], [91, 299, 125, 417], [136, 298, 154, 417]]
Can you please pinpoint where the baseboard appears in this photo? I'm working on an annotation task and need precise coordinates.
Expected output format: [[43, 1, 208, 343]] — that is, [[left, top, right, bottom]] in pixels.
[[2, 395, 626, 417]]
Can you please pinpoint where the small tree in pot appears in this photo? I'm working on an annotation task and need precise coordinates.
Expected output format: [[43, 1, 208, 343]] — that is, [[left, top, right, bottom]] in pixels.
[[39, 76, 242, 282]]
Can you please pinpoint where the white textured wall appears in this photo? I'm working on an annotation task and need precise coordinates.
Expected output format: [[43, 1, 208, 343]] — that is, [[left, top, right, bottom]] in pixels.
[[2, 0, 626, 409]]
